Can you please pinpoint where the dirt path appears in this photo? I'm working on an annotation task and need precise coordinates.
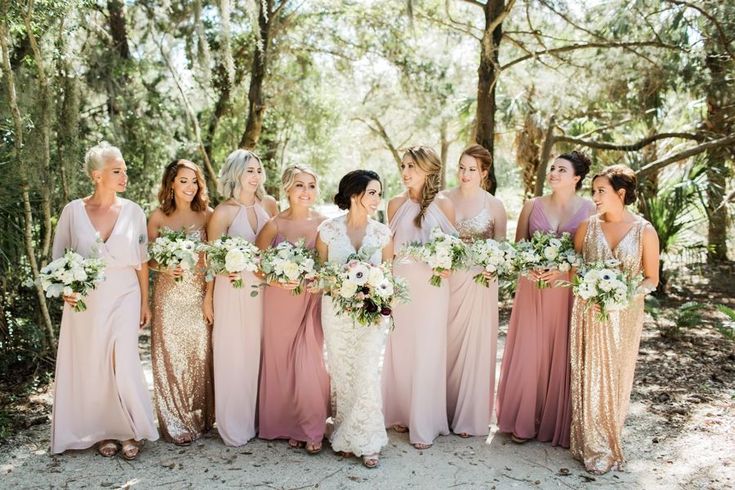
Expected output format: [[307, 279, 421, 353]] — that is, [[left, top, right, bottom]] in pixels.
[[2, 326, 734, 489]]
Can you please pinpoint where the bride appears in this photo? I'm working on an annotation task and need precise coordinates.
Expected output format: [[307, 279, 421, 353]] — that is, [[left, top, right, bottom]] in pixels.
[[315, 170, 394, 468]]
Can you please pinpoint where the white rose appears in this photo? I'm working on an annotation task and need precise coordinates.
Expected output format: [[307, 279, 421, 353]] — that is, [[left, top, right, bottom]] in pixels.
[[339, 280, 358, 298], [544, 246, 559, 261], [225, 249, 247, 272], [282, 262, 301, 281], [367, 267, 385, 287]]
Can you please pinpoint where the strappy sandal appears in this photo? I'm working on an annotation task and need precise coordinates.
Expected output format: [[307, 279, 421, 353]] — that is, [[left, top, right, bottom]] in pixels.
[[288, 439, 305, 449], [305, 441, 322, 454], [392, 424, 408, 433], [457, 432, 471, 438], [173, 433, 193, 446], [413, 442, 432, 450], [97, 440, 118, 458], [120, 440, 141, 460], [362, 453, 379, 468]]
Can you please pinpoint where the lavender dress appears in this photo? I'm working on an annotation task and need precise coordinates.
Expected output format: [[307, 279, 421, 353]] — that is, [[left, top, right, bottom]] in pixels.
[[495, 198, 595, 447]]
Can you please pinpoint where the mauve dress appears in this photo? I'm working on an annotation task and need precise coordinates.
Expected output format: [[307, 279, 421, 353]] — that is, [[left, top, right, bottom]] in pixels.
[[495, 198, 594, 447], [258, 217, 330, 443], [51, 198, 158, 454], [212, 203, 270, 446], [382, 199, 455, 445]]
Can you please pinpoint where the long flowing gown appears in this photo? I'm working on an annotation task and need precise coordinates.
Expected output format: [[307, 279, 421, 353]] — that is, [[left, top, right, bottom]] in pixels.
[[258, 216, 330, 443], [51, 198, 158, 454], [570, 215, 648, 474], [151, 227, 214, 443], [382, 199, 455, 445], [495, 198, 594, 447], [212, 203, 270, 446], [447, 206, 498, 436], [319, 215, 392, 456]]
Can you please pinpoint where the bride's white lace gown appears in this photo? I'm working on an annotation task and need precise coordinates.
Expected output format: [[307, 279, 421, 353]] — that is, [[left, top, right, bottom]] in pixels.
[[318, 214, 392, 456]]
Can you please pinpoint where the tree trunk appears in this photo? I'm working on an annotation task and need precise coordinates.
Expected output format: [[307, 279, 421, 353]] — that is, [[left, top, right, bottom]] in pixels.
[[534, 115, 556, 196], [440, 120, 450, 190], [107, 0, 131, 60]]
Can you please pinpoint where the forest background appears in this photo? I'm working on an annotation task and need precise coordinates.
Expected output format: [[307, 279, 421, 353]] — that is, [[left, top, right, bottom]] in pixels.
[[0, 0, 733, 451]]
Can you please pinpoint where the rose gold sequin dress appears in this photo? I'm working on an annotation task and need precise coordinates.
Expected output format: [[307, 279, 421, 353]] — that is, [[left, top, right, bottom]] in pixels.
[[569, 214, 648, 474], [446, 206, 498, 436], [151, 228, 214, 443]]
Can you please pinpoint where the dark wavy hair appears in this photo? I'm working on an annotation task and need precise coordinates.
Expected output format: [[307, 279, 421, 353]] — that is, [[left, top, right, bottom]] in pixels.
[[592, 164, 638, 205], [334, 170, 382, 210], [556, 151, 592, 191], [157, 159, 209, 215]]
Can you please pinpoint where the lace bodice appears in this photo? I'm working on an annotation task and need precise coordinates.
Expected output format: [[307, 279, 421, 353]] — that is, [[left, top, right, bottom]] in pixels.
[[456, 208, 495, 242], [318, 214, 391, 265]]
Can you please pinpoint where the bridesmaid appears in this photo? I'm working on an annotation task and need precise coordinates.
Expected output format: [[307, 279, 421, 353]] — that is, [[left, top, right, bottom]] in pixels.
[[442, 144, 507, 437], [570, 165, 659, 474], [204, 149, 278, 447], [495, 151, 595, 447], [256, 164, 329, 454], [316, 170, 394, 468], [382, 145, 456, 449], [148, 159, 214, 445], [51, 142, 157, 459]]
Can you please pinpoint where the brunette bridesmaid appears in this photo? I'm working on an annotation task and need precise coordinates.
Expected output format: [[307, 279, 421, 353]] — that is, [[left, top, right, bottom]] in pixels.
[[256, 164, 329, 454], [442, 145, 507, 437], [51, 142, 157, 459], [382, 146, 456, 449], [495, 151, 595, 447], [570, 165, 659, 474], [148, 159, 214, 445], [204, 150, 278, 446]]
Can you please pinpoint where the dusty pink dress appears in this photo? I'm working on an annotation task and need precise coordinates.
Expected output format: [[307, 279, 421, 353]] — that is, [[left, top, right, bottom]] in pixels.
[[382, 199, 455, 445], [51, 198, 158, 454], [447, 206, 498, 436], [495, 198, 594, 447], [212, 203, 270, 446], [258, 216, 330, 443]]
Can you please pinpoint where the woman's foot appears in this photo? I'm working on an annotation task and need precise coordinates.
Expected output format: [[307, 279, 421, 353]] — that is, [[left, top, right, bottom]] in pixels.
[[413, 442, 432, 450], [288, 439, 305, 449], [305, 441, 322, 454], [339, 451, 354, 458], [120, 440, 141, 460], [173, 433, 193, 446], [457, 432, 471, 438], [362, 453, 380, 468], [511, 434, 528, 444], [392, 424, 408, 433], [97, 440, 118, 458]]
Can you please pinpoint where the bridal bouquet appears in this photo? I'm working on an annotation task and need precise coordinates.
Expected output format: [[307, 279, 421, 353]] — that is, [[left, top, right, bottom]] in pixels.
[[204, 235, 260, 288], [403, 227, 468, 287], [319, 258, 409, 326], [569, 259, 640, 321], [259, 239, 318, 295], [39, 250, 106, 312], [513, 231, 580, 288], [149, 228, 203, 282], [467, 239, 516, 287]]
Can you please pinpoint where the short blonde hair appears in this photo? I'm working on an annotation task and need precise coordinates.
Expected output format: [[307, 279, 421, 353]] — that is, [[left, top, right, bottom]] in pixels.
[[281, 164, 319, 195], [217, 149, 265, 200], [84, 141, 123, 178]]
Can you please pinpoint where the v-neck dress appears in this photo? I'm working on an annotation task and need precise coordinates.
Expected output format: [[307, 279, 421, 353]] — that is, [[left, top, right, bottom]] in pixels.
[[495, 197, 595, 447], [50, 198, 158, 454], [212, 202, 270, 446]]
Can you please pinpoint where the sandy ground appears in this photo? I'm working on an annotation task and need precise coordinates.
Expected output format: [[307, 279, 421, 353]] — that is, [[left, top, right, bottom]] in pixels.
[[2, 327, 734, 490]]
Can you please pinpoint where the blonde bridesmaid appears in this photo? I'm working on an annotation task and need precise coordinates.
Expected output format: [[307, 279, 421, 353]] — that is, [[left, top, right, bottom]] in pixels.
[[256, 164, 329, 454], [442, 145, 507, 437], [148, 159, 214, 445], [204, 150, 277, 447], [495, 151, 595, 447], [570, 165, 659, 474], [51, 142, 157, 459], [382, 146, 456, 449]]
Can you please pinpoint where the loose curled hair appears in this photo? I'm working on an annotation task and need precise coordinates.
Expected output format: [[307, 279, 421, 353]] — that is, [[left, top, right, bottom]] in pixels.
[[281, 163, 319, 198], [157, 159, 209, 215], [334, 170, 382, 210], [217, 149, 265, 201], [556, 150, 592, 191], [459, 144, 493, 192], [403, 146, 442, 227], [592, 164, 638, 205]]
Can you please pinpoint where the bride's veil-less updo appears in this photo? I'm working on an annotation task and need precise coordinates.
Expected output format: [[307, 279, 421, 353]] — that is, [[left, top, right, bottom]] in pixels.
[[333, 170, 382, 210]]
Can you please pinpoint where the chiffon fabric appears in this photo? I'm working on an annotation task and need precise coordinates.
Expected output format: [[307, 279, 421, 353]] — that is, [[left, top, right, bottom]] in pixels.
[[319, 215, 392, 456], [258, 217, 330, 444], [447, 206, 498, 436], [570, 215, 648, 473], [382, 199, 455, 445], [51, 198, 158, 454], [212, 203, 270, 446], [495, 198, 594, 447], [151, 227, 214, 443]]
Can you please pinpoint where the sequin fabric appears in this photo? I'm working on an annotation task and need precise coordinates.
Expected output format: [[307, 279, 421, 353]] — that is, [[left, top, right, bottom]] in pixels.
[[569, 214, 647, 474], [456, 207, 495, 242], [151, 229, 214, 442]]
